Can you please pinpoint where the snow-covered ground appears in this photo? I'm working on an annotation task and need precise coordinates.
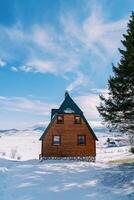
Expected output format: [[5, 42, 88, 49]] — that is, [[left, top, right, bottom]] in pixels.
[[0, 130, 133, 162], [0, 130, 134, 200], [0, 159, 134, 200], [96, 132, 133, 163], [0, 130, 40, 160]]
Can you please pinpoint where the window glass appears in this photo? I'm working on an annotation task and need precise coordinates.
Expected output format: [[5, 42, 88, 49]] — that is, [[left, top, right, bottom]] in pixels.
[[78, 135, 86, 145], [57, 115, 64, 124], [53, 135, 61, 145], [74, 116, 81, 124]]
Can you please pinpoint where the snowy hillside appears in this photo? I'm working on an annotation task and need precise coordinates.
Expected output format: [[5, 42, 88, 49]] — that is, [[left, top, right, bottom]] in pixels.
[[0, 128, 133, 162], [0, 129, 41, 160], [0, 129, 134, 200]]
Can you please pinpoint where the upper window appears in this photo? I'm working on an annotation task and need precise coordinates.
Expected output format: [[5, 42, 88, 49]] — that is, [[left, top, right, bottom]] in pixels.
[[74, 116, 81, 124], [78, 135, 86, 145], [53, 135, 61, 145], [57, 115, 64, 124]]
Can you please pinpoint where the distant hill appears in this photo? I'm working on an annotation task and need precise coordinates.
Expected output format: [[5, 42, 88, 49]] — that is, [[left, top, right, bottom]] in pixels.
[[0, 126, 45, 136], [0, 125, 113, 135], [0, 126, 105, 135], [93, 127, 108, 133], [0, 129, 19, 134], [33, 126, 45, 132]]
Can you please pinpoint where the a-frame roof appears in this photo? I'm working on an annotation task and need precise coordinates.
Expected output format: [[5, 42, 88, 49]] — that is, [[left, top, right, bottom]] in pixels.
[[58, 91, 83, 115], [40, 91, 98, 141]]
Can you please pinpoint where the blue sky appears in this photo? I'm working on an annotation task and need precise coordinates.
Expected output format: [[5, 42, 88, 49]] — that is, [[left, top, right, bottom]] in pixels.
[[0, 0, 134, 129]]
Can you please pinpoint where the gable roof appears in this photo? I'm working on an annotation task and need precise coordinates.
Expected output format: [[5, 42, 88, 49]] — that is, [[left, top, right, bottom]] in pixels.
[[51, 109, 58, 119], [39, 91, 98, 141], [58, 91, 83, 115]]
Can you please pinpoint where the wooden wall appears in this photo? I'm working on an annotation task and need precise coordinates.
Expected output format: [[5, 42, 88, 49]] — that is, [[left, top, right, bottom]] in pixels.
[[41, 114, 96, 157]]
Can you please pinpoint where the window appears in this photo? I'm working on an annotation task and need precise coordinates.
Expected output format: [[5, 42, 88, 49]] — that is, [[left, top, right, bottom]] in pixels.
[[74, 116, 81, 124], [78, 135, 86, 145], [57, 115, 64, 124], [53, 135, 61, 145]]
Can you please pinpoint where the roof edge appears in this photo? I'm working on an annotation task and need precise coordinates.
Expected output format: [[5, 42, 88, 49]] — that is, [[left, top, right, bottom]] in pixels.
[[39, 114, 57, 140], [81, 115, 98, 141]]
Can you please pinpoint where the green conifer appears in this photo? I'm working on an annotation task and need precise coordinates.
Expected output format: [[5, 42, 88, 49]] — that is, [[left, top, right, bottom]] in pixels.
[[97, 12, 134, 145]]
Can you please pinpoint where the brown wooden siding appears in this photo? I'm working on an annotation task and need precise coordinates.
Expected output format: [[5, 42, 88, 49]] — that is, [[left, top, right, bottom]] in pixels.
[[42, 114, 96, 157]]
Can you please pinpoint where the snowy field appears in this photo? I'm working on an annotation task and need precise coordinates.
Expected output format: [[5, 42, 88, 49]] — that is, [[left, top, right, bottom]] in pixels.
[[0, 130, 134, 200], [0, 130, 40, 160]]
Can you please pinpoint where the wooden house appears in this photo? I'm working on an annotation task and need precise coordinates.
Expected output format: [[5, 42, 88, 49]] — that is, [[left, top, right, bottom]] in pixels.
[[39, 91, 98, 161]]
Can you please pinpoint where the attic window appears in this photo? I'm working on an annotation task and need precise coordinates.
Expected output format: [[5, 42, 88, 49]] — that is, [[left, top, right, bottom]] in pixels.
[[78, 135, 86, 145], [53, 135, 61, 145], [57, 115, 64, 124], [64, 108, 74, 113], [74, 116, 81, 124]]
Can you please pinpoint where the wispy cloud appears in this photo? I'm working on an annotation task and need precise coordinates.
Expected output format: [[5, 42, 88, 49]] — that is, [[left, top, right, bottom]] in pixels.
[[0, 89, 107, 129], [0, 1, 128, 91], [61, 3, 127, 60], [75, 94, 100, 121], [0, 96, 57, 116], [19, 65, 34, 73], [66, 72, 89, 92], [25, 59, 58, 74], [0, 87, 107, 120], [11, 66, 18, 72], [0, 58, 6, 67], [75, 88, 108, 121]]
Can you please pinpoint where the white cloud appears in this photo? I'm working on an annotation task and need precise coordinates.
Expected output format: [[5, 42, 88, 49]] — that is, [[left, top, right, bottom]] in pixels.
[[91, 88, 108, 95], [0, 96, 7, 100], [11, 66, 18, 72], [0, 96, 57, 116], [0, 92, 106, 129], [75, 88, 108, 121], [75, 94, 100, 121], [19, 65, 33, 73], [0, 58, 6, 67], [31, 25, 58, 51], [66, 72, 89, 92], [25, 59, 57, 74], [0, 2, 128, 91], [61, 5, 127, 59]]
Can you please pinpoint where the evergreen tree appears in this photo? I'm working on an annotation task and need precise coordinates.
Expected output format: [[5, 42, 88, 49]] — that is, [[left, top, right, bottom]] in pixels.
[[97, 12, 134, 145]]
